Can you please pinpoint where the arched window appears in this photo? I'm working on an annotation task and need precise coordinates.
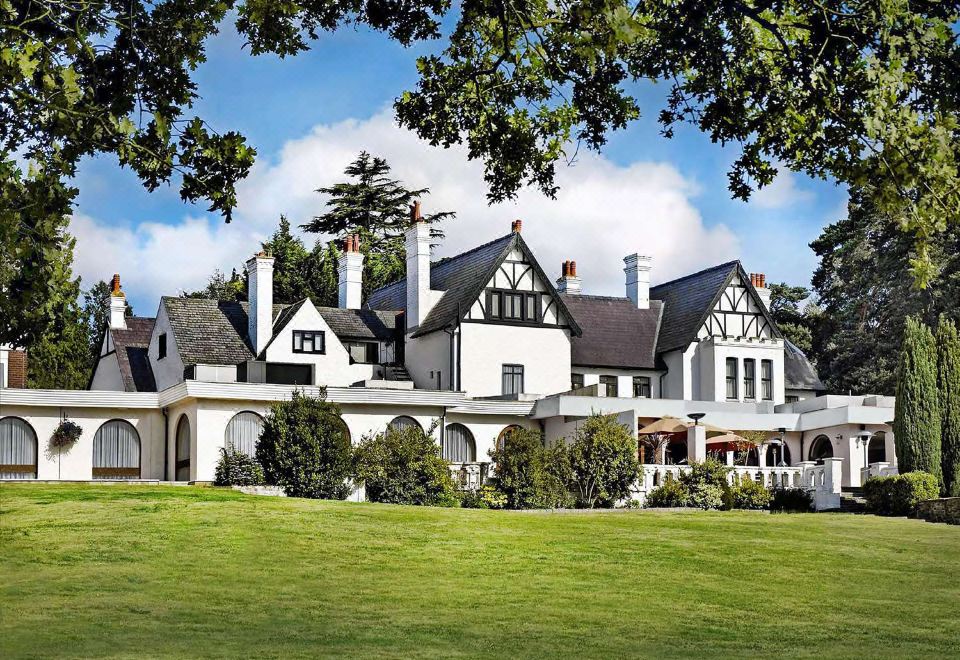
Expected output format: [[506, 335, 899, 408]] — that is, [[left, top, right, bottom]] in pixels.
[[225, 412, 265, 456], [766, 443, 792, 466], [175, 415, 191, 481], [809, 435, 833, 464], [443, 423, 476, 463], [0, 417, 38, 480], [93, 420, 141, 479], [496, 425, 523, 450], [335, 417, 352, 444], [388, 416, 422, 434], [868, 431, 887, 464]]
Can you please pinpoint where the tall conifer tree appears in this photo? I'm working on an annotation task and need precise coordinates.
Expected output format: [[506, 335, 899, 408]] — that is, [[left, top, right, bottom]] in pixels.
[[894, 317, 942, 483], [937, 317, 960, 496]]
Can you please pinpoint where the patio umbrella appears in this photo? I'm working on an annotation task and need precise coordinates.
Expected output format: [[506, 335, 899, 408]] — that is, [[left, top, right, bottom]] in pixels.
[[705, 432, 748, 444], [638, 416, 687, 434]]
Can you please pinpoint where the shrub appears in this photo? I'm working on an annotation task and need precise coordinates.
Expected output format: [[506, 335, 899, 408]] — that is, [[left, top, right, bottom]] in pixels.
[[645, 477, 688, 508], [50, 420, 82, 449], [565, 413, 639, 508], [489, 427, 570, 509], [864, 471, 939, 516], [214, 448, 265, 487], [256, 389, 353, 499], [895, 317, 942, 484], [352, 422, 457, 506], [726, 478, 772, 510], [937, 317, 960, 496], [770, 488, 813, 513], [460, 485, 507, 509], [679, 459, 731, 510]]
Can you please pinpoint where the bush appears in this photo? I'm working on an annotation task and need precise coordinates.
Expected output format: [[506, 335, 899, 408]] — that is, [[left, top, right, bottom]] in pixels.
[[489, 427, 570, 509], [214, 447, 265, 487], [770, 488, 813, 513], [645, 477, 688, 508], [256, 390, 353, 499], [864, 471, 939, 516], [565, 413, 639, 508], [352, 423, 457, 506], [727, 478, 772, 510], [678, 459, 730, 510], [460, 485, 507, 509]]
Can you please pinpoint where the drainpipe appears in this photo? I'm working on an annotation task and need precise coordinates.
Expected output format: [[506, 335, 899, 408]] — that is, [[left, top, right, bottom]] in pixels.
[[161, 407, 169, 481]]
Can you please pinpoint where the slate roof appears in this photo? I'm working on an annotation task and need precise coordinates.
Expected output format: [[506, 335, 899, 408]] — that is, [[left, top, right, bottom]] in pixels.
[[162, 297, 402, 366], [649, 260, 781, 353], [784, 340, 826, 391], [107, 317, 157, 392], [562, 296, 663, 369], [367, 232, 581, 338]]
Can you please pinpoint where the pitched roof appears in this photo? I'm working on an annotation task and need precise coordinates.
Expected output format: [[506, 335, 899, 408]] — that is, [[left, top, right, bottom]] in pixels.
[[649, 260, 781, 353], [562, 295, 663, 369], [784, 340, 826, 391], [108, 317, 157, 392], [367, 232, 582, 338], [163, 297, 402, 366]]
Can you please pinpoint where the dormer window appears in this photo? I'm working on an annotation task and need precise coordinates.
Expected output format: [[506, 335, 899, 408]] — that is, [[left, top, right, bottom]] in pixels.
[[292, 330, 325, 354], [158, 333, 167, 360]]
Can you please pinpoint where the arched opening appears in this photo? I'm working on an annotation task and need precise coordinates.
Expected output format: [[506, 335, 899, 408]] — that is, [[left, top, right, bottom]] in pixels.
[[93, 420, 141, 479], [0, 417, 38, 479], [868, 431, 887, 464], [496, 424, 523, 450], [766, 443, 792, 466], [443, 423, 476, 463], [225, 411, 264, 457], [335, 417, 352, 445], [387, 416, 422, 435], [175, 415, 191, 481], [809, 435, 833, 464]]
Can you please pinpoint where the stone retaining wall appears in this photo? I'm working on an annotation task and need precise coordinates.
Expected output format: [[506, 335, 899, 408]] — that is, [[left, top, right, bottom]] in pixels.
[[917, 497, 960, 525]]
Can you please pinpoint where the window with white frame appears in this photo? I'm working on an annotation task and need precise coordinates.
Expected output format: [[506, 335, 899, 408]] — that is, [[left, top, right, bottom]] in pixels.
[[761, 359, 773, 400], [743, 358, 756, 399], [633, 376, 651, 398], [292, 330, 325, 354], [725, 358, 738, 399]]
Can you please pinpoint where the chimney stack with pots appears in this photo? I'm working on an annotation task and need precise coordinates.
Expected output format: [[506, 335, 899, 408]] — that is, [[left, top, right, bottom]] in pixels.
[[511, 219, 522, 233], [246, 251, 275, 356], [405, 201, 432, 331], [750, 272, 772, 310], [109, 273, 127, 330], [623, 254, 653, 309], [555, 260, 582, 295], [338, 234, 364, 309]]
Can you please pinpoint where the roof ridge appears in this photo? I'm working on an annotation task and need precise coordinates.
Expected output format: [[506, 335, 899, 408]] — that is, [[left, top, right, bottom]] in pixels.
[[650, 260, 740, 291]]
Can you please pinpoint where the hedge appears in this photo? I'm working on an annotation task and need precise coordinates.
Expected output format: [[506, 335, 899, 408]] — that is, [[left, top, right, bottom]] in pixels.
[[863, 471, 939, 516]]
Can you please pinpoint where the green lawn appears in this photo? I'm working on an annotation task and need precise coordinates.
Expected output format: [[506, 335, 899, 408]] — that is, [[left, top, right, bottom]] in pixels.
[[2, 485, 959, 659]]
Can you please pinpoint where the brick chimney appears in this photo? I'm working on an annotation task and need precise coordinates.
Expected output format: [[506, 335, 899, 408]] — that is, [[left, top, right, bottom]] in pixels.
[[623, 254, 652, 309], [5, 349, 27, 388], [750, 272, 772, 310], [511, 219, 522, 233], [109, 273, 127, 330], [338, 234, 364, 309], [555, 260, 582, 295], [405, 201, 432, 331], [246, 251, 275, 356]]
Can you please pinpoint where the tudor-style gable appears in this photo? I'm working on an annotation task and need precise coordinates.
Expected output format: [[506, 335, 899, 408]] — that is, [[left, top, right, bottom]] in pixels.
[[698, 271, 777, 342]]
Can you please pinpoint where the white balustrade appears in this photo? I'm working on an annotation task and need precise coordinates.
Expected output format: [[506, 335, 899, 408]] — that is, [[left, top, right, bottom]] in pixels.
[[861, 461, 899, 484], [448, 462, 485, 491]]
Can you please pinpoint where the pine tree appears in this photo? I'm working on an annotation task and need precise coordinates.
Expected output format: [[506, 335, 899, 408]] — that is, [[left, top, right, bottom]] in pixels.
[[894, 317, 942, 483], [937, 317, 960, 496], [303, 152, 454, 302]]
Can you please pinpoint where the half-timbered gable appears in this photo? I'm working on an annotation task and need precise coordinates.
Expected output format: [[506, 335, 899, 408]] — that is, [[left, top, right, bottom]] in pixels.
[[697, 271, 776, 342]]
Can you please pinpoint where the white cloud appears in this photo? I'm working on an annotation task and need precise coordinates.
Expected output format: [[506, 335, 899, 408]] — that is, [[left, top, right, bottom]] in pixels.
[[749, 169, 814, 210], [71, 109, 740, 310]]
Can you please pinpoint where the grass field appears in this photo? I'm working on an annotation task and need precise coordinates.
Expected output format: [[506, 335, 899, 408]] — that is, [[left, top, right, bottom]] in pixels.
[[2, 484, 959, 659]]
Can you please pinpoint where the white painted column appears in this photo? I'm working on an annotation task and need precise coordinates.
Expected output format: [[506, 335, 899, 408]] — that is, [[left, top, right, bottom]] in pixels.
[[686, 425, 706, 464]]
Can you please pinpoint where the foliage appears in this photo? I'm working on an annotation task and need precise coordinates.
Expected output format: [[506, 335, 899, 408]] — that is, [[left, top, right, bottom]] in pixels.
[[769, 488, 813, 513], [678, 459, 730, 511], [863, 472, 940, 517], [182, 269, 246, 303], [562, 414, 639, 508], [302, 152, 454, 299], [767, 282, 814, 354], [459, 485, 507, 510], [488, 427, 569, 509], [214, 448, 266, 487], [726, 478, 772, 511], [352, 422, 456, 506], [894, 317, 942, 484], [809, 191, 960, 395], [49, 420, 82, 449], [256, 390, 353, 499], [937, 317, 960, 497], [645, 478, 688, 508]]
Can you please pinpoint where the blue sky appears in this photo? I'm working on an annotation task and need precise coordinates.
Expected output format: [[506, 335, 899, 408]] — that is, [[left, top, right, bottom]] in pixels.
[[71, 21, 847, 315]]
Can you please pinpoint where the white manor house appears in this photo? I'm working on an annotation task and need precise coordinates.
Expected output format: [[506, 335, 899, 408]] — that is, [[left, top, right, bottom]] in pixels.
[[0, 210, 899, 507]]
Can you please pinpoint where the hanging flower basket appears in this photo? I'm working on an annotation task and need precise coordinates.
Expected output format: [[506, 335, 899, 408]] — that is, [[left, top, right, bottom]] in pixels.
[[51, 420, 83, 449]]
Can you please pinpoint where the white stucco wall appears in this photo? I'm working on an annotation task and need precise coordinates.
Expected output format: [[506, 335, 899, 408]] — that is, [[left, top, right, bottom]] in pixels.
[[403, 331, 451, 391], [706, 339, 785, 404], [89, 353, 125, 391], [573, 367, 662, 399], [458, 323, 571, 398], [0, 405, 164, 480], [150, 304, 186, 391]]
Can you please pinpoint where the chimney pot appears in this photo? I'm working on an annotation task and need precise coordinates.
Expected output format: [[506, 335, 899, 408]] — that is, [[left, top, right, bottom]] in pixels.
[[411, 200, 423, 223], [512, 219, 522, 233], [109, 273, 127, 329], [570, 260, 577, 277], [555, 259, 582, 295]]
